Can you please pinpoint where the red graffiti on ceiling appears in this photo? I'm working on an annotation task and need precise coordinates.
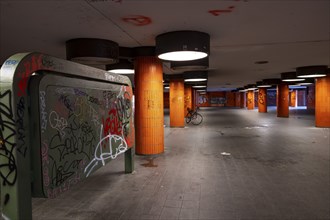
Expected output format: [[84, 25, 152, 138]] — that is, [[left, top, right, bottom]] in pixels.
[[122, 15, 152, 26], [209, 6, 235, 16]]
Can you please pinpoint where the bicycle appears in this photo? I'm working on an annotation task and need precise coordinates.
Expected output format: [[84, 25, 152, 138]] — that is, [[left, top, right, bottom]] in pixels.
[[185, 107, 203, 125]]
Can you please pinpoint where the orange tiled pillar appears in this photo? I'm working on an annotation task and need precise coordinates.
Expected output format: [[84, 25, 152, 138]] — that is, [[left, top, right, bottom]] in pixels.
[[184, 85, 193, 115], [240, 92, 245, 108], [135, 56, 164, 155], [277, 83, 289, 117], [315, 74, 330, 127], [226, 92, 236, 107], [258, 88, 267, 113], [289, 90, 297, 107], [170, 78, 185, 127], [247, 90, 255, 110], [235, 92, 240, 107]]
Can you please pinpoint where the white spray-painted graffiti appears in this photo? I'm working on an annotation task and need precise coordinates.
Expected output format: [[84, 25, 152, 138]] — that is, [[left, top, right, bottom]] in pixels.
[[49, 111, 68, 138], [84, 124, 128, 177]]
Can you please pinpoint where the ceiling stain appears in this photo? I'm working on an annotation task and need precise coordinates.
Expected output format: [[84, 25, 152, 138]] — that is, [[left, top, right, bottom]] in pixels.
[[122, 15, 152, 26]]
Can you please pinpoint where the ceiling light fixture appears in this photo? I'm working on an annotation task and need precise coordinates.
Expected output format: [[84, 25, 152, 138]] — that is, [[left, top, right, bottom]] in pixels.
[[256, 81, 271, 88], [296, 65, 328, 78], [106, 59, 134, 74], [281, 72, 305, 82], [193, 85, 207, 88], [156, 31, 210, 61], [246, 84, 257, 90], [185, 78, 207, 82], [257, 79, 281, 88], [66, 38, 119, 65], [171, 57, 209, 70], [297, 78, 315, 85], [184, 71, 208, 82]]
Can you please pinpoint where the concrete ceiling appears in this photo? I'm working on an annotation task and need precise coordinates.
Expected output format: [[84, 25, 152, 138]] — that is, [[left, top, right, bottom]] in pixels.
[[1, 0, 329, 90]]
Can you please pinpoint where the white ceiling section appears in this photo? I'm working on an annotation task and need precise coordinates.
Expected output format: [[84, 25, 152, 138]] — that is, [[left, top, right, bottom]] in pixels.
[[1, 0, 329, 90]]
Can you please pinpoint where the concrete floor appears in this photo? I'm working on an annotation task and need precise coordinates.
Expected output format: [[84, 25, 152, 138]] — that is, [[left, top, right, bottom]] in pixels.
[[33, 107, 330, 220]]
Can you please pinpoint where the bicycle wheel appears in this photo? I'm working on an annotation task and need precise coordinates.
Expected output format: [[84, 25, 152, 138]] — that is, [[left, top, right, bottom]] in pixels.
[[185, 113, 192, 123], [191, 113, 203, 125]]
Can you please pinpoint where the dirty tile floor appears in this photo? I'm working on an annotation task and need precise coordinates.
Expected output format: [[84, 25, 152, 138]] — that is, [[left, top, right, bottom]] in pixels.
[[33, 107, 330, 220]]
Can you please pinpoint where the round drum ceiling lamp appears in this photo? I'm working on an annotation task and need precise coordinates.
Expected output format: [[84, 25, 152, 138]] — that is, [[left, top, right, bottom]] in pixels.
[[281, 72, 305, 82], [256, 81, 271, 88], [297, 78, 315, 85], [296, 65, 328, 78], [156, 31, 210, 61], [238, 87, 247, 92], [106, 59, 134, 74], [257, 78, 281, 87], [184, 71, 208, 82], [66, 38, 119, 65], [246, 84, 257, 90], [171, 57, 209, 70]]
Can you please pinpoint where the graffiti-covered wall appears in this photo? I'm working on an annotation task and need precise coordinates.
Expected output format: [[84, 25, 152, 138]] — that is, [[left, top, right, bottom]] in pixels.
[[0, 53, 134, 219], [36, 75, 134, 198]]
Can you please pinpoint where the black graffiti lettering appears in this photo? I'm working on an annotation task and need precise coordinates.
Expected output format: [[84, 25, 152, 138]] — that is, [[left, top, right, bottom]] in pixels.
[[41, 55, 55, 68], [0, 90, 14, 121], [73, 88, 87, 97], [0, 90, 17, 187], [4, 193, 10, 205], [88, 95, 102, 106], [51, 159, 83, 186], [16, 97, 27, 157], [59, 94, 73, 111], [116, 91, 131, 123], [40, 91, 47, 132]]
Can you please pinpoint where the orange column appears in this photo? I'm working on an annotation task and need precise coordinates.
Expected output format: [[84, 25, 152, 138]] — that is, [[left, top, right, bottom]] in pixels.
[[135, 56, 164, 155], [235, 92, 240, 107], [277, 83, 289, 117], [247, 90, 255, 110], [226, 92, 236, 107], [258, 88, 267, 113], [240, 92, 245, 108], [289, 90, 297, 107], [170, 78, 185, 127], [315, 74, 330, 127], [184, 85, 193, 115]]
